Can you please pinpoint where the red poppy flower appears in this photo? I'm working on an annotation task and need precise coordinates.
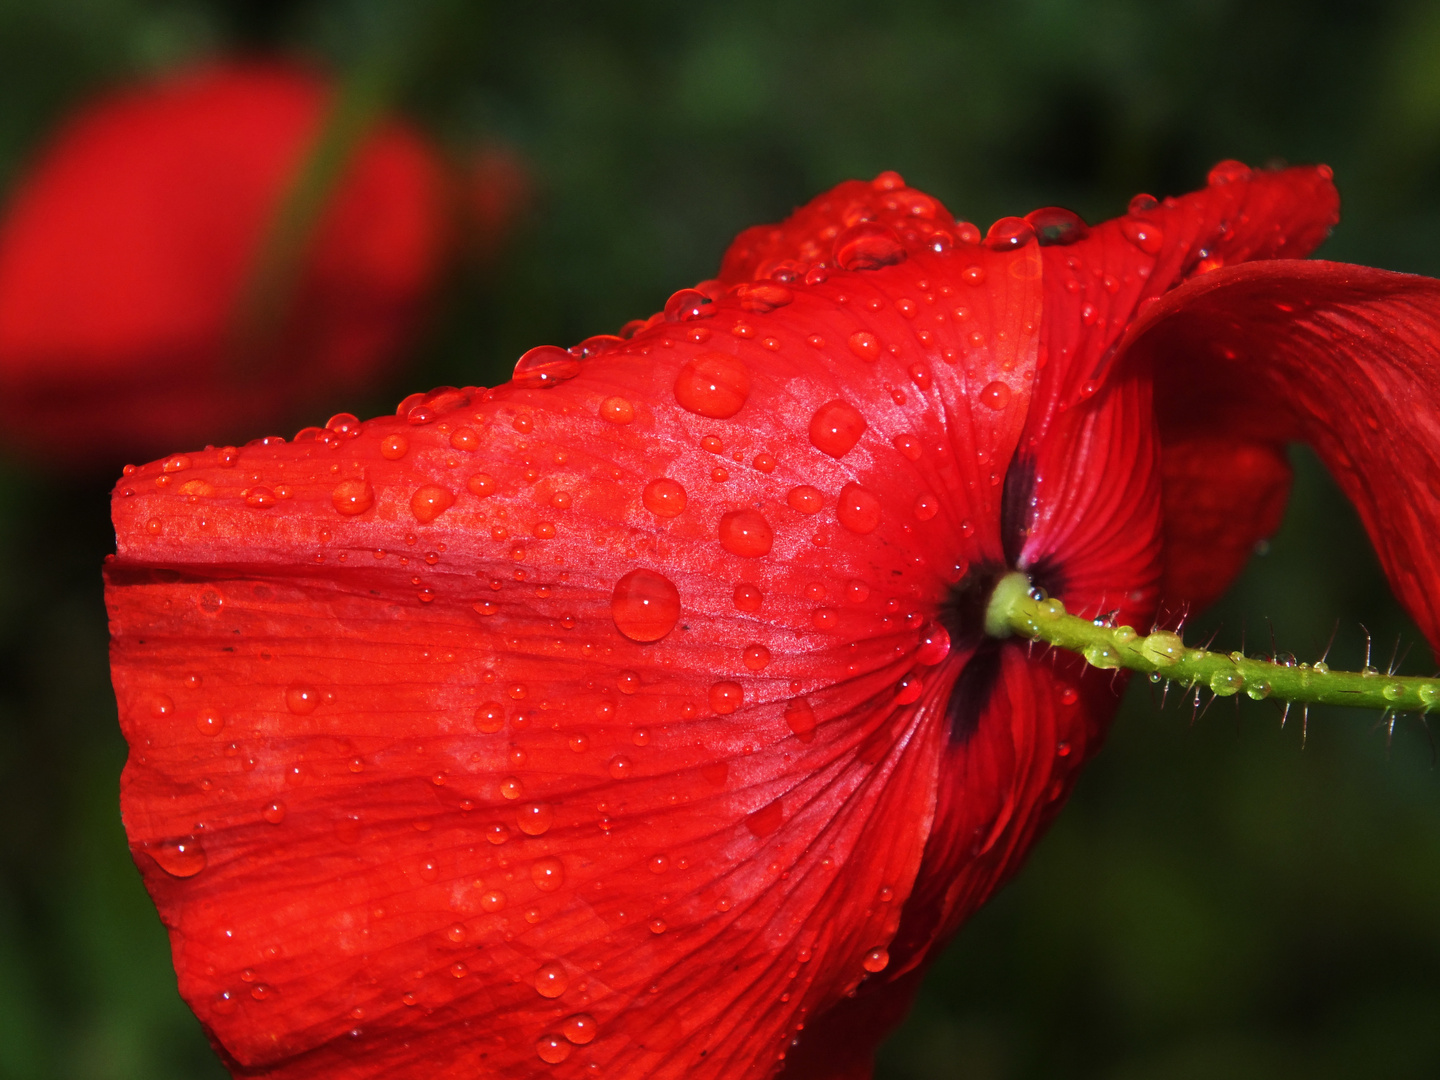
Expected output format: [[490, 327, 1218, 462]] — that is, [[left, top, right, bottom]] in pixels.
[[0, 62, 449, 469], [105, 161, 1440, 1079]]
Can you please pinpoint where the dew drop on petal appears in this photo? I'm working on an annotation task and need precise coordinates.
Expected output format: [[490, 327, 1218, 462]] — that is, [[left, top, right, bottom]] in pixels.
[[916, 623, 951, 665], [847, 332, 880, 362], [709, 680, 744, 715], [833, 222, 907, 270], [1119, 217, 1165, 255], [411, 485, 456, 524], [600, 396, 635, 424], [195, 709, 223, 736], [380, 434, 408, 460], [734, 583, 763, 611], [862, 948, 890, 973], [286, 684, 319, 714], [784, 698, 817, 740], [642, 477, 687, 517], [331, 479, 374, 516], [475, 703, 504, 733], [846, 579, 871, 602], [611, 569, 681, 642], [719, 509, 773, 557], [535, 961, 569, 998], [984, 217, 1036, 250], [617, 671, 640, 695], [531, 856, 565, 893], [517, 802, 554, 836], [913, 493, 939, 521], [513, 345, 581, 388], [674, 353, 751, 418], [537, 1034, 572, 1064], [979, 381, 1011, 410], [609, 755, 633, 779], [563, 1013, 598, 1045], [743, 643, 771, 670], [787, 485, 824, 515], [262, 801, 286, 825], [808, 400, 867, 458], [1025, 206, 1090, 246], [148, 837, 206, 878], [836, 483, 882, 535], [467, 473, 496, 498], [1207, 159, 1254, 186]]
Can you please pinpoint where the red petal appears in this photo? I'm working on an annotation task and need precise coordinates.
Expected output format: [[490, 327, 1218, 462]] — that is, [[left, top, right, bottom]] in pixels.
[[109, 229, 1058, 1078], [1123, 259, 1440, 648], [0, 62, 448, 467]]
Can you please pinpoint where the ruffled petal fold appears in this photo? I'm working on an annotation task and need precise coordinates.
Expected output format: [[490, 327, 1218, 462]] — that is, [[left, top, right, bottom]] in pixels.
[[1123, 259, 1440, 648]]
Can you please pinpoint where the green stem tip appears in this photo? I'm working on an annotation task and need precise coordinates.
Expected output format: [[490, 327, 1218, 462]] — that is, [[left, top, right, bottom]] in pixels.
[[985, 571, 1438, 713]]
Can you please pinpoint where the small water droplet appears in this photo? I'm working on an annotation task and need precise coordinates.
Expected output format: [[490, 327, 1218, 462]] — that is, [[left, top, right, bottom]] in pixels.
[[475, 703, 504, 733], [862, 948, 890, 973], [847, 332, 880, 361], [743, 643, 771, 670], [734, 583, 763, 611], [410, 485, 456, 524], [537, 1034, 572, 1064], [611, 569, 681, 642], [563, 1012, 598, 1045], [733, 282, 794, 312], [833, 222, 906, 270], [286, 684, 319, 714], [1207, 159, 1253, 186], [331, 479, 374, 516], [784, 698, 817, 740], [518, 802, 554, 836], [531, 856, 565, 892], [608, 755, 633, 779], [674, 353, 751, 418], [787, 485, 824, 515], [1119, 216, 1165, 255], [979, 381, 1011, 410], [719, 509, 774, 557], [195, 709, 223, 736], [664, 288, 714, 322], [913, 493, 939, 521], [147, 837, 206, 877], [836, 483, 881, 535], [601, 396, 636, 424], [916, 623, 951, 665], [642, 477, 687, 517], [262, 800, 286, 824], [984, 217, 1036, 250], [808, 400, 867, 458]]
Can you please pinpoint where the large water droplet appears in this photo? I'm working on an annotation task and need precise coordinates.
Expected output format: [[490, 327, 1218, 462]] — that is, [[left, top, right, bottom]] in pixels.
[[743, 643, 771, 670], [331, 479, 374, 516], [1119, 217, 1165, 255], [862, 948, 890, 973], [733, 282, 793, 312], [531, 856, 565, 892], [719, 509, 773, 557], [563, 1013, 598, 1045], [847, 332, 880, 362], [535, 961, 569, 998], [642, 477, 687, 517], [147, 836, 206, 877], [836, 483, 882, 535], [537, 1035, 572, 1064], [787, 485, 824, 515], [808, 400, 867, 459], [785, 698, 817, 740], [286, 684, 319, 714], [979, 381, 1011, 410], [674, 353, 751, 418], [1025, 206, 1089, 246], [734, 583, 763, 611], [513, 345, 581, 389], [710, 680, 744, 715], [833, 223, 906, 270], [984, 217, 1036, 250], [411, 485, 456, 524], [611, 568, 681, 642], [916, 623, 951, 665], [517, 802, 554, 836], [664, 288, 714, 322], [1207, 159, 1253, 186]]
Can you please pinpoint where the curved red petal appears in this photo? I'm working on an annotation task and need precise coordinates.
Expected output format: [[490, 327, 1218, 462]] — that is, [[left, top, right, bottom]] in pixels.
[[1124, 259, 1440, 648], [0, 62, 448, 467], [108, 229, 1055, 1078]]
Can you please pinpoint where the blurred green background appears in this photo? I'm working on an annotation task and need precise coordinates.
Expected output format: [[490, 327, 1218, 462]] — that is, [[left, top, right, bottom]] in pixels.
[[2, 0, 1439, 1077]]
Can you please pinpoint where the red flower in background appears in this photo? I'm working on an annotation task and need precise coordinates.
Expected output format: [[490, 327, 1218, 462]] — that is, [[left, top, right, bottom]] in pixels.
[[105, 162, 1440, 1079], [0, 63, 454, 469]]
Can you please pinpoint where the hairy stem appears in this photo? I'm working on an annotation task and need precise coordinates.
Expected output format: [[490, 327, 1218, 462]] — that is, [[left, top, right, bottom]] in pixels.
[[986, 572, 1438, 712]]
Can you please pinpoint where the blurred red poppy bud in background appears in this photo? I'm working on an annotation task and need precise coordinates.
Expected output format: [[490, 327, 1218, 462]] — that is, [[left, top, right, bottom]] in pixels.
[[0, 62, 472, 470]]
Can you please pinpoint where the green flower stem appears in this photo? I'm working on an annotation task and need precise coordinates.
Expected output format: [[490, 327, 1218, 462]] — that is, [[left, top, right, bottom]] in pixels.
[[986, 572, 1439, 712]]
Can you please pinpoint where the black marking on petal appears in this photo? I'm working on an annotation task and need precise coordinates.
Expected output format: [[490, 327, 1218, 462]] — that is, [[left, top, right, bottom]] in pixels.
[[1000, 454, 1035, 567], [946, 638, 1003, 744]]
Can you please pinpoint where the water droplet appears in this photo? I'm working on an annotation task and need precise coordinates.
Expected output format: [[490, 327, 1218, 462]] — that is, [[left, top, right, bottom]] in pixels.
[[862, 948, 890, 973], [784, 698, 817, 740], [1245, 679, 1272, 701], [286, 684, 319, 714], [481, 888, 507, 910], [513, 345, 581, 389], [808, 400, 867, 458], [917, 623, 951, 665], [500, 777, 524, 800], [1140, 631, 1184, 666], [537, 1034, 572, 1064], [664, 288, 714, 322], [147, 837, 206, 877], [263, 801, 286, 824], [601, 396, 635, 424], [649, 918, 668, 934], [1383, 683, 1405, 702], [531, 856, 565, 892], [787, 485, 824, 515], [642, 477, 687, 517], [984, 217, 1036, 250], [380, 434, 408, 460], [891, 433, 922, 461], [719, 509, 774, 557], [846, 579, 871, 602], [1083, 643, 1120, 669], [563, 1013, 598, 1045], [1209, 670, 1244, 696], [617, 670, 640, 694], [475, 703, 505, 733], [1119, 217, 1165, 255], [411, 485, 456, 524], [1207, 159, 1253, 186], [674, 353, 751, 418], [535, 961, 569, 998], [244, 488, 276, 509], [743, 643, 771, 670], [518, 802, 554, 836], [608, 755, 633, 779], [847, 332, 880, 361], [833, 223, 906, 270], [734, 583, 763, 611], [610, 569, 681, 642], [836, 483, 882, 534], [913, 493, 938, 521], [331, 479, 374, 516], [195, 709, 223, 736], [979, 381, 1011, 410], [733, 282, 794, 312], [1025, 207, 1089, 246], [709, 680, 744, 715]]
